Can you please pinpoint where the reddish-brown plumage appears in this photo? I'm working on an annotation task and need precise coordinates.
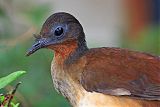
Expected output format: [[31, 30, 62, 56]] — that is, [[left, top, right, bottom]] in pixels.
[[27, 12, 160, 107], [81, 48, 160, 99], [48, 40, 78, 64]]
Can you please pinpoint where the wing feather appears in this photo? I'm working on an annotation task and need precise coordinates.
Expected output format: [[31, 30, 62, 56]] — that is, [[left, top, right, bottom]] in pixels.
[[81, 48, 160, 100]]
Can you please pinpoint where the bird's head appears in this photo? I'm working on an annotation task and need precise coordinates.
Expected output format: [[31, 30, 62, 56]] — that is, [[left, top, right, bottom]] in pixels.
[[26, 12, 87, 56]]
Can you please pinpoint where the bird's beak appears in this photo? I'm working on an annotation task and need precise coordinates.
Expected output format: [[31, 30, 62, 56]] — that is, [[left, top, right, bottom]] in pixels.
[[26, 38, 49, 56]]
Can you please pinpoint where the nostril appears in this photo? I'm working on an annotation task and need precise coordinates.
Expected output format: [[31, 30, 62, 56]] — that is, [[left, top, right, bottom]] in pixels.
[[34, 42, 40, 47]]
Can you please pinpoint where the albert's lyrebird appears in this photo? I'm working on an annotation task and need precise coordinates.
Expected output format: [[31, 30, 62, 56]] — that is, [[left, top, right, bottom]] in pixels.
[[27, 12, 160, 107]]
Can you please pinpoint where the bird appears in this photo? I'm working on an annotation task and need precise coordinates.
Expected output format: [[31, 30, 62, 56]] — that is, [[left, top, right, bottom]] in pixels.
[[27, 12, 160, 107]]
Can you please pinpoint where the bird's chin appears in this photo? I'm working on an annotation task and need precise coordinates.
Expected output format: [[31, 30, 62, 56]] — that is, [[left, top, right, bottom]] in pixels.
[[46, 44, 56, 50]]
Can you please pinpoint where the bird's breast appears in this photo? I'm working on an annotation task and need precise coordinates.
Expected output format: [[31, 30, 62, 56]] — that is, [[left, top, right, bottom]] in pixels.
[[51, 60, 85, 107]]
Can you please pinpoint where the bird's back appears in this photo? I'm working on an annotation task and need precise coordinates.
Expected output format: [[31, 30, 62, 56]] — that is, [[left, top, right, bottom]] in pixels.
[[79, 47, 160, 107], [83, 47, 160, 84]]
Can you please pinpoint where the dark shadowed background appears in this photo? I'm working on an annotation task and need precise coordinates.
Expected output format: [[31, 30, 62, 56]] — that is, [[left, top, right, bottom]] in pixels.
[[0, 0, 159, 107]]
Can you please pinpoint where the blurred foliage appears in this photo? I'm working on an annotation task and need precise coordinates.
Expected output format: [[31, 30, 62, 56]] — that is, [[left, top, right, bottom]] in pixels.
[[0, 84, 20, 107], [0, 0, 70, 107], [1, 92, 20, 107], [122, 25, 160, 55], [23, 4, 51, 27]]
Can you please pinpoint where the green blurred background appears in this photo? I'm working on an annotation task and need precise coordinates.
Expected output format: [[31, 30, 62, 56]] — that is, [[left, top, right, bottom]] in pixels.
[[0, 0, 159, 107]]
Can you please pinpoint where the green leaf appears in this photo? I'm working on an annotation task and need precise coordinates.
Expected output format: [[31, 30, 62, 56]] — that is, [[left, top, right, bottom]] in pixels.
[[0, 71, 26, 89], [11, 102, 20, 107], [0, 95, 5, 102]]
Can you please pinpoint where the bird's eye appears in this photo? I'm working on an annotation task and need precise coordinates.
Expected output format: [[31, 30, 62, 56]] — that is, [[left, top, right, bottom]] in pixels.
[[54, 27, 63, 36]]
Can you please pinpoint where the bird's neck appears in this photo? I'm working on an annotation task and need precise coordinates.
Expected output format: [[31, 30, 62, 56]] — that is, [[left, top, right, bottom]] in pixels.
[[51, 38, 88, 106], [53, 39, 88, 65], [66, 37, 88, 64]]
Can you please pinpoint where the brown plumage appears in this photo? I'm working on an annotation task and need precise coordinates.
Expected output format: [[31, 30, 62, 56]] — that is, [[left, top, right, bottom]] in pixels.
[[27, 12, 160, 107]]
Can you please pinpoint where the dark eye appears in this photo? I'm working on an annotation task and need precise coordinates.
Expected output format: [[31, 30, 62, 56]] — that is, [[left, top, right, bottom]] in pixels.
[[54, 27, 63, 36]]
